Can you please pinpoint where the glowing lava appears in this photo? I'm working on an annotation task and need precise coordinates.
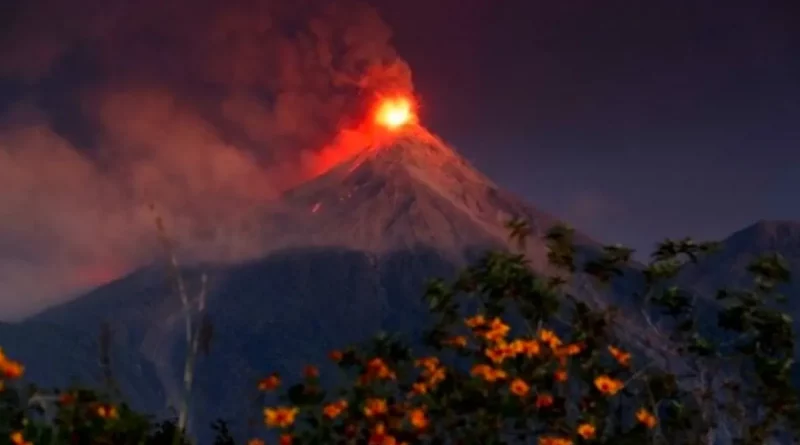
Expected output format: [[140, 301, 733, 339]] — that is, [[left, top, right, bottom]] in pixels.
[[374, 96, 417, 130]]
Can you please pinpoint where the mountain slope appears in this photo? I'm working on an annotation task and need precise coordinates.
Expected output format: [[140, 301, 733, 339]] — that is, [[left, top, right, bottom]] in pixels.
[[6, 130, 671, 441], [266, 129, 594, 268]]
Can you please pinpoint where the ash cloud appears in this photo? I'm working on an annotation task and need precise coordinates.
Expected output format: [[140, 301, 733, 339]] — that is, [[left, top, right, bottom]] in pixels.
[[0, 0, 413, 319]]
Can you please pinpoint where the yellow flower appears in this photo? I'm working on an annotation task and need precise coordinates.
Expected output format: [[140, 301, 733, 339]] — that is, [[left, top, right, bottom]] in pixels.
[[509, 378, 530, 397], [594, 375, 624, 395], [364, 398, 388, 417], [409, 408, 428, 430], [264, 407, 299, 428], [636, 408, 657, 428], [323, 399, 348, 419], [535, 393, 554, 408], [577, 423, 596, 439], [258, 374, 280, 391], [608, 345, 631, 367]]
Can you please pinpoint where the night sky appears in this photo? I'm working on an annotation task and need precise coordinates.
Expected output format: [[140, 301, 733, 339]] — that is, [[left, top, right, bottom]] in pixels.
[[374, 0, 800, 251], [0, 0, 798, 315]]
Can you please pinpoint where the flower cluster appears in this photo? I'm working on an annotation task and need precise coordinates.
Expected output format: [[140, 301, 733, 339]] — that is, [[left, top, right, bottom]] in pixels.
[[0, 347, 24, 389], [250, 310, 660, 445]]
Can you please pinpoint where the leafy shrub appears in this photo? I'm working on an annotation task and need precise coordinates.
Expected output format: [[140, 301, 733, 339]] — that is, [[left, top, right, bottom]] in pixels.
[[2, 221, 798, 445]]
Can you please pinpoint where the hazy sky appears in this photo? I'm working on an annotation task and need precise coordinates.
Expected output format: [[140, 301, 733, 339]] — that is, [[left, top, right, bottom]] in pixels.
[[0, 0, 798, 316]]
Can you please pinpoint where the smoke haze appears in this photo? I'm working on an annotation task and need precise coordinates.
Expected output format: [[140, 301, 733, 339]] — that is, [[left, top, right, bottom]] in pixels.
[[0, 0, 414, 318]]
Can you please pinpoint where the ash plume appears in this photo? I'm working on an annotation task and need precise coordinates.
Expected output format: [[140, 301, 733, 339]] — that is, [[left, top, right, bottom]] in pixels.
[[0, 0, 414, 318]]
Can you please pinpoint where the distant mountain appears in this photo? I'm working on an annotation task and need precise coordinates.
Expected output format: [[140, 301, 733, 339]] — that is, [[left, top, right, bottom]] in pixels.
[[679, 220, 800, 293], [4, 128, 796, 443], [676, 220, 800, 352]]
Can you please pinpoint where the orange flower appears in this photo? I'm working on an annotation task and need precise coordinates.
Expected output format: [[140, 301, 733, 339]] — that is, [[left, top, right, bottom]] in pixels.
[[538, 329, 562, 349], [415, 357, 440, 373], [608, 345, 631, 367], [483, 318, 510, 342], [539, 436, 572, 445], [535, 393, 554, 408], [636, 408, 657, 428], [258, 374, 280, 391], [465, 314, 487, 328], [323, 399, 348, 419], [247, 439, 265, 445], [59, 392, 76, 405], [304, 365, 320, 379], [554, 368, 568, 382], [555, 343, 583, 357], [279, 434, 293, 445], [96, 404, 118, 419], [594, 375, 624, 395], [364, 398, 388, 417], [369, 423, 403, 445], [443, 336, 468, 348], [410, 382, 428, 395], [485, 343, 512, 364], [516, 339, 542, 357], [0, 348, 24, 380], [426, 366, 446, 386], [470, 364, 507, 382], [264, 407, 299, 428], [577, 423, 596, 439], [0, 361, 23, 379], [510, 378, 530, 397], [10, 431, 32, 445], [416, 356, 446, 386], [370, 358, 395, 378], [409, 408, 428, 429]]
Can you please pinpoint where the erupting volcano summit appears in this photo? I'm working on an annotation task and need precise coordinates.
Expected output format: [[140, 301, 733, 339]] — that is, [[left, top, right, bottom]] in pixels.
[[266, 96, 570, 268]]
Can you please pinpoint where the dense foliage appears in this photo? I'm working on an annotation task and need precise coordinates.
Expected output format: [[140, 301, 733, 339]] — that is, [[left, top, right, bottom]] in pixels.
[[1, 221, 798, 444]]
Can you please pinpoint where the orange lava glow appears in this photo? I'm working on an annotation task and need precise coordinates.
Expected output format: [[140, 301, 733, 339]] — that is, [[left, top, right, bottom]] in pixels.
[[373, 96, 417, 130], [302, 94, 422, 179]]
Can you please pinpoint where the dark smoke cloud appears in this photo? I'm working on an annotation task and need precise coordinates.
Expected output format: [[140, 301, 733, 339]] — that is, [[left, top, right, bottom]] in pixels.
[[0, 0, 414, 319]]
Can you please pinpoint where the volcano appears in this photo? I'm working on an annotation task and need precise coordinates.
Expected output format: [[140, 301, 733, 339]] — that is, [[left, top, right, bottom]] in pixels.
[[267, 128, 586, 267], [1, 127, 654, 442]]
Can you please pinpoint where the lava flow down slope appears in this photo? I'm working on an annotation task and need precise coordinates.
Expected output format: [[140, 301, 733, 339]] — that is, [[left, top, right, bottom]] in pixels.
[[7, 94, 645, 442]]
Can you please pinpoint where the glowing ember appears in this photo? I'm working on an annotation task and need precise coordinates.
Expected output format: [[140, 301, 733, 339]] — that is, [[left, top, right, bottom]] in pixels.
[[374, 96, 416, 130]]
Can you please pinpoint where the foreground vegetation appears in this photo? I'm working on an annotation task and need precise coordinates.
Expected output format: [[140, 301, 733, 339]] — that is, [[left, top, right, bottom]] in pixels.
[[1, 221, 798, 444]]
